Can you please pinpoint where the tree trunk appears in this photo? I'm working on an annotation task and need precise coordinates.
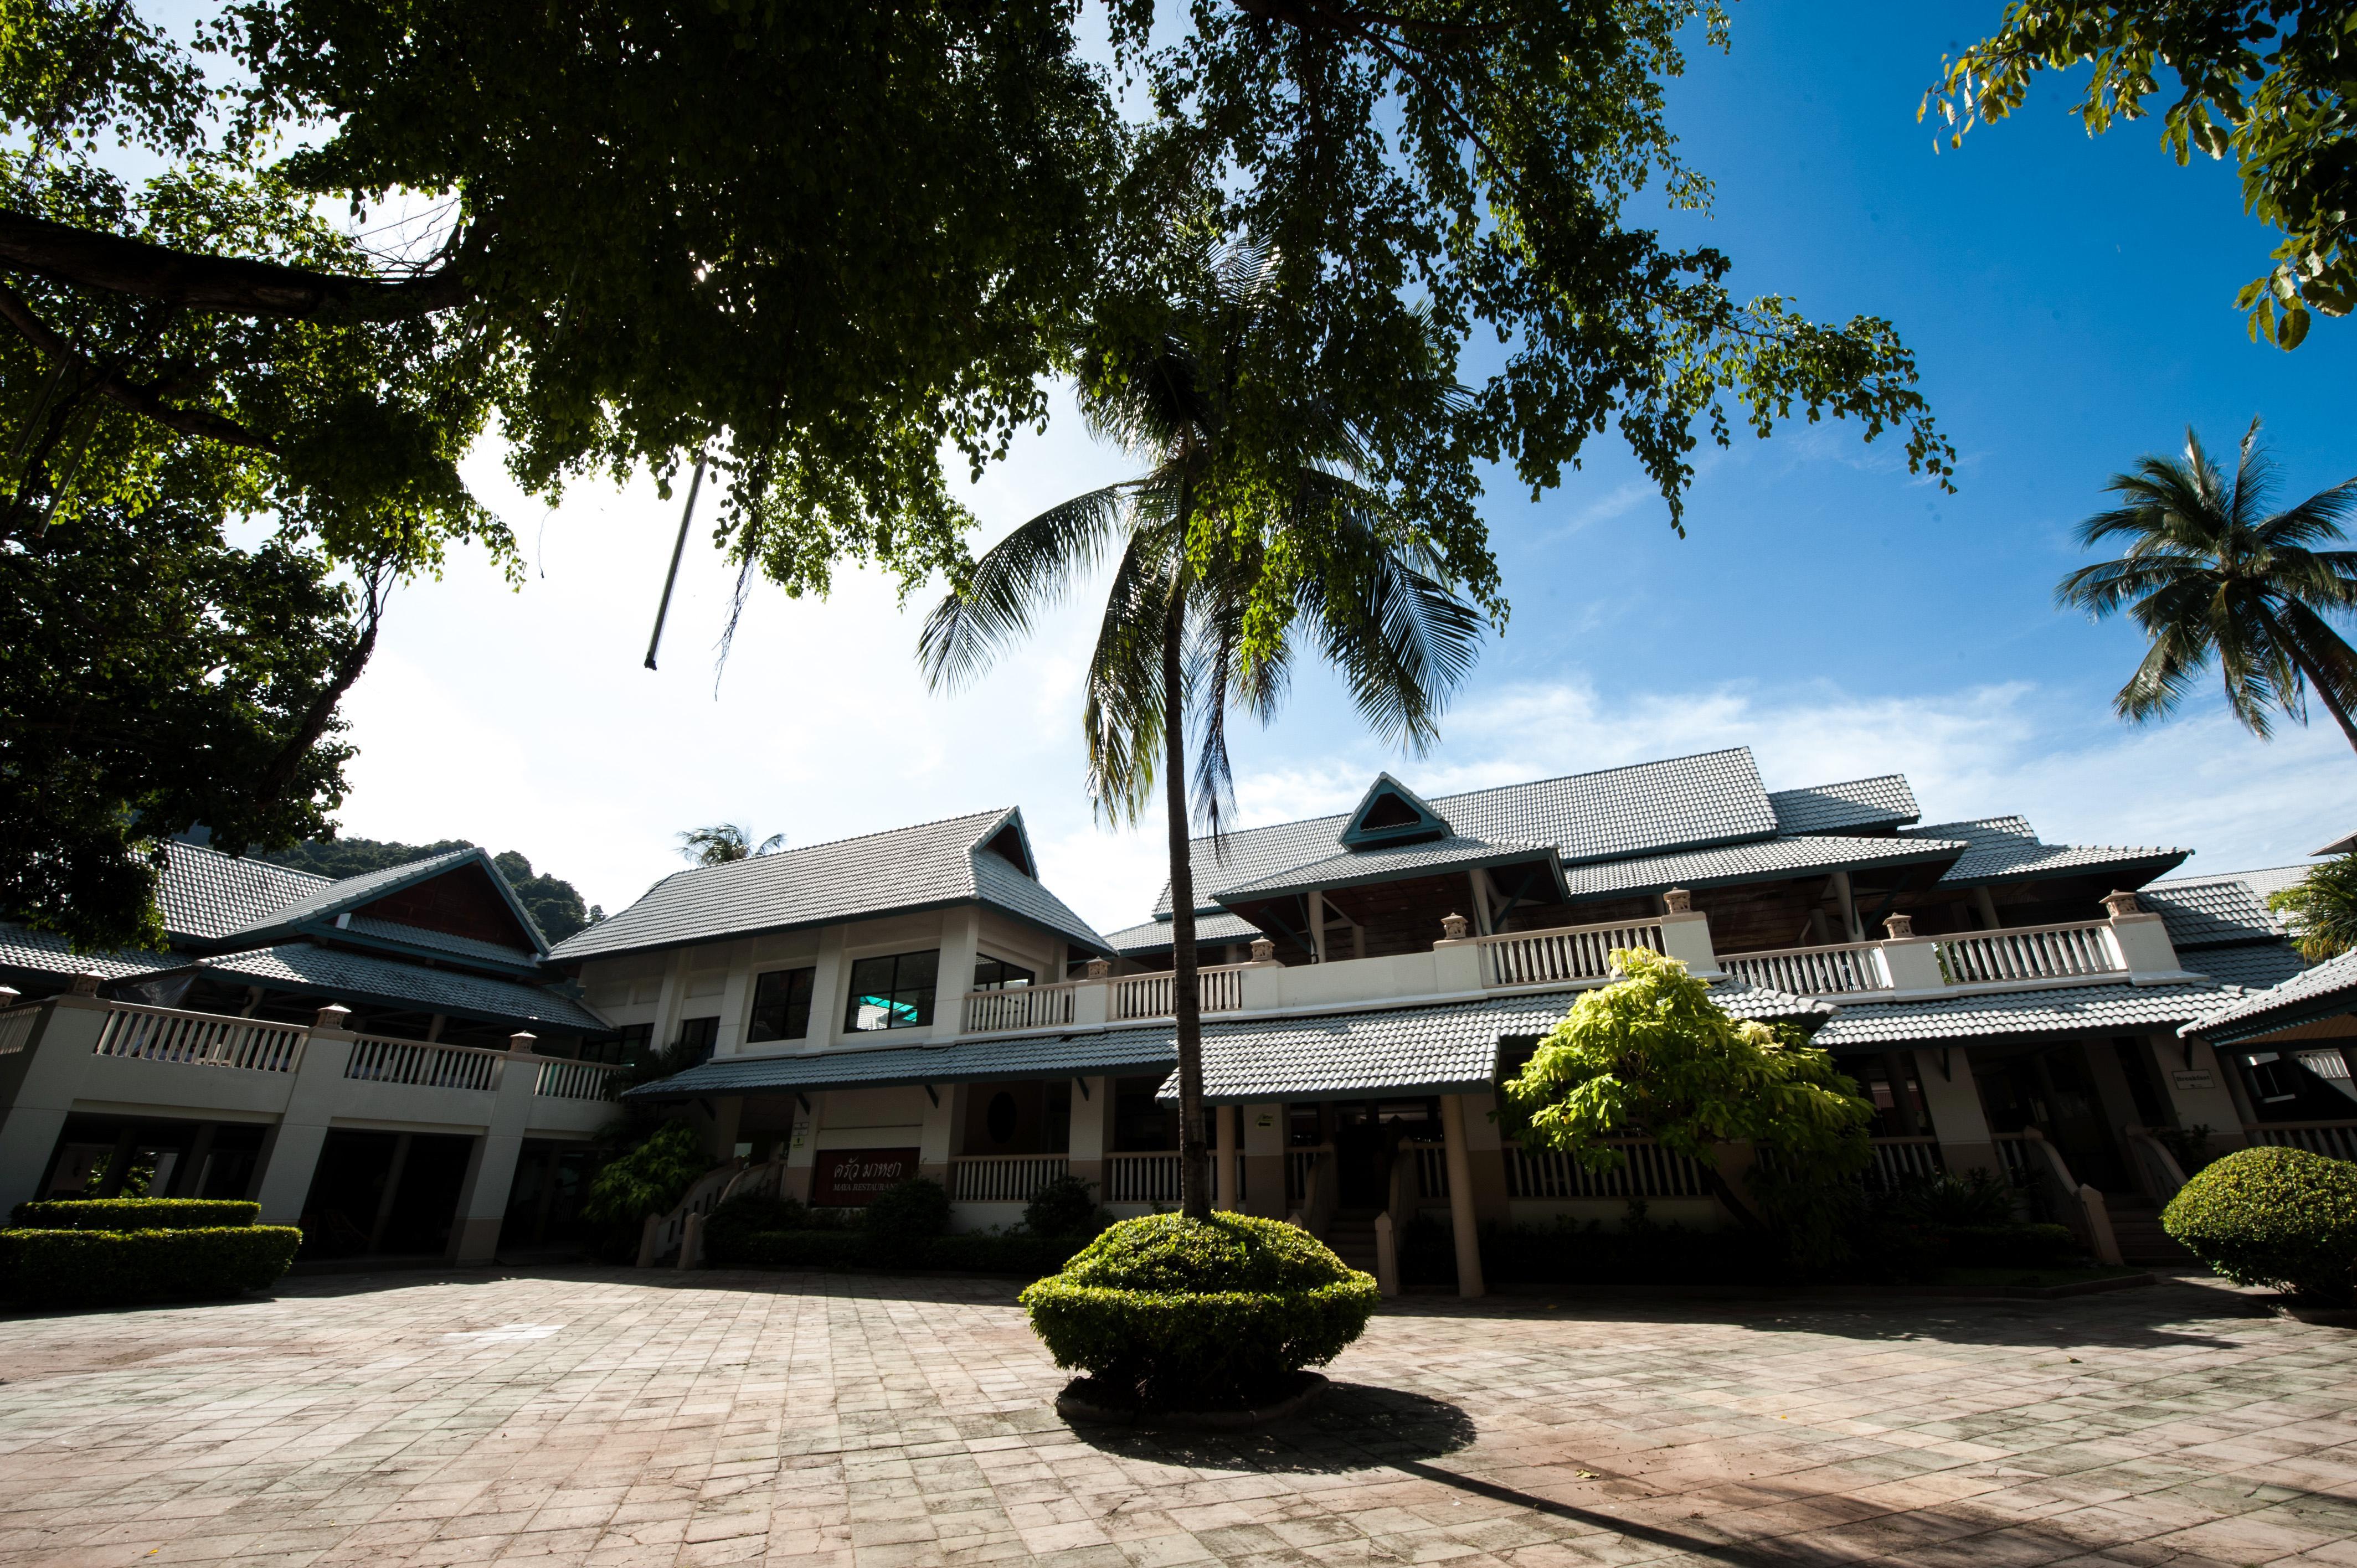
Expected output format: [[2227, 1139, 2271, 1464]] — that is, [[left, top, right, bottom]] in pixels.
[[251, 575, 384, 808], [1164, 566, 1211, 1223]]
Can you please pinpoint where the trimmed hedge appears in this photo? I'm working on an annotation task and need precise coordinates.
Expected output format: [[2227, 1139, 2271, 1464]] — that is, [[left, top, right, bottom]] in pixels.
[[703, 1216, 1086, 1278], [2163, 1144, 2357, 1302], [12, 1199, 262, 1231], [1018, 1213, 1378, 1408], [0, 1226, 303, 1308]]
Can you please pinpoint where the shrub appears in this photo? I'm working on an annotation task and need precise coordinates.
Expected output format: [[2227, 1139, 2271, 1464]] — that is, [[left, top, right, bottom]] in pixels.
[[1018, 1213, 1378, 1409], [713, 1228, 870, 1271], [1021, 1175, 1103, 1238], [702, 1193, 809, 1265], [864, 1178, 950, 1246], [2163, 1144, 2357, 1302], [11, 1199, 261, 1231], [925, 1230, 1087, 1278], [0, 1226, 303, 1307], [581, 1122, 710, 1226], [1874, 1170, 2018, 1229]]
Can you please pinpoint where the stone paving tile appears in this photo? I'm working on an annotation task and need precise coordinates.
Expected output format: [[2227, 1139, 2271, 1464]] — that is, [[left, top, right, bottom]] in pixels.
[[1, 1268, 2354, 1565]]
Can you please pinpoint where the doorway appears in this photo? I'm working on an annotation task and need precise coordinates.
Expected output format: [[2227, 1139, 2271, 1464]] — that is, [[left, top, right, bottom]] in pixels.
[[1974, 1043, 2130, 1193]]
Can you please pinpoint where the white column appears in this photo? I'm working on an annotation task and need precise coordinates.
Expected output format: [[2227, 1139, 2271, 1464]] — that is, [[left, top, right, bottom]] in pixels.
[[783, 1094, 819, 1202], [1308, 891, 1328, 963], [714, 939, 755, 1056], [936, 906, 983, 1038], [918, 1081, 957, 1189], [253, 1006, 359, 1225], [0, 993, 106, 1206], [1908, 1046, 2000, 1176], [1833, 870, 1862, 942], [651, 950, 691, 1054], [1440, 1094, 1486, 1298], [807, 926, 848, 1049], [1469, 868, 1499, 936], [1068, 1076, 1108, 1198], [446, 1031, 543, 1263]]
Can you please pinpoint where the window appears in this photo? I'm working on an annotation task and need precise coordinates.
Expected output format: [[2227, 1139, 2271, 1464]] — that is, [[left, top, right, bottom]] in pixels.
[[845, 950, 939, 1032], [748, 967, 816, 1043], [972, 957, 1034, 991], [581, 1022, 652, 1067], [676, 1016, 719, 1066]]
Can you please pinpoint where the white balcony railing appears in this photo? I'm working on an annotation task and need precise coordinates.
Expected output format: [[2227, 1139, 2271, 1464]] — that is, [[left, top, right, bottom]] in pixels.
[[535, 1056, 624, 1101], [962, 981, 1080, 1035], [1865, 1136, 1944, 1190], [1409, 1141, 1450, 1200], [0, 1003, 43, 1056], [1471, 919, 1664, 988], [1111, 963, 1249, 1021], [2246, 1121, 2357, 1162], [1937, 921, 2123, 985], [92, 1002, 306, 1073], [1103, 1151, 1184, 1204], [1722, 941, 1889, 996], [1504, 1139, 1711, 1200], [344, 1034, 506, 1092], [950, 1154, 1068, 1202]]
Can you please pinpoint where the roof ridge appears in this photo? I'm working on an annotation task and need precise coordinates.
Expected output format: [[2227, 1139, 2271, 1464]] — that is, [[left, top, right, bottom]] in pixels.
[[651, 807, 1016, 885], [1769, 773, 1908, 795]]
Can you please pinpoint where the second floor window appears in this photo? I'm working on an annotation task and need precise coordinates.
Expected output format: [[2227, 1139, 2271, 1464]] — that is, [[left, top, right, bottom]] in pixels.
[[973, 957, 1034, 991], [748, 967, 816, 1043], [676, 1016, 719, 1066], [845, 950, 938, 1032]]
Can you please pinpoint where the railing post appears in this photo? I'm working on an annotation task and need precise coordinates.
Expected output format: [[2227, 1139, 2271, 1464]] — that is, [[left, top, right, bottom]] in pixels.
[[1657, 890, 1720, 977], [2102, 891, 2188, 981], [1875, 914, 1949, 994], [253, 1005, 354, 1226]]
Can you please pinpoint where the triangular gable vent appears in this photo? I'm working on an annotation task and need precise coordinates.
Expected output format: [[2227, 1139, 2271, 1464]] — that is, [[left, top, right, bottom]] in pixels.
[[355, 862, 542, 953], [979, 819, 1037, 878], [1340, 773, 1450, 850]]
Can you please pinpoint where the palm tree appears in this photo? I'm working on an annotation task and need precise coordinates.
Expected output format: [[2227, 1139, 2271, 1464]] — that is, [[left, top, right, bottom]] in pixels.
[[678, 824, 786, 866], [2057, 419, 2357, 751], [919, 245, 1482, 1220], [2270, 854, 2357, 961]]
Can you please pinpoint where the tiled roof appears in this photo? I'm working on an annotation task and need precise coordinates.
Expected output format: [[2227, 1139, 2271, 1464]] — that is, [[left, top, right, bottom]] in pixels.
[[624, 1030, 1177, 1101], [550, 808, 1107, 962], [2185, 943, 2309, 992], [0, 924, 181, 984], [1154, 747, 1778, 916], [1212, 838, 1561, 902], [155, 842, 329, 940], [249, 847, 480, 931], [339, 915, 541, 968], [1901, 817, 2187, 887], [1561, 833, 1967, 901], [1768, 776, 1919, 835], [2184, 947, 2357, 1044], [1103, 912, 1267, 955], [189, 943, 610, 1033], [2137, 878, 2286, 949], [1813, 982, 2226, 1050]]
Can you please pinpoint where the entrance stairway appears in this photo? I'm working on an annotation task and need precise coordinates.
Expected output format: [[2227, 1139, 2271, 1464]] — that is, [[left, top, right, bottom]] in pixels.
[[2106, 1201, 2194, 1266], [1323, 1210, 1380, 1275]]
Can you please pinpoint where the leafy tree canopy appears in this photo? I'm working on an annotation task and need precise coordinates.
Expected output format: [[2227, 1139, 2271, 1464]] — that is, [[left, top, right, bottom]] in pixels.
[[1501, 948, 1874, 1178], [260, 835, 601, 941], [676, 824, 785, 866], [1927, 1, 2356, 348]]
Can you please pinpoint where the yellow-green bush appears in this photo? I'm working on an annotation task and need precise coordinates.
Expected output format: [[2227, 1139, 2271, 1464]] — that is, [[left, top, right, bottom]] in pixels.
[[1018, 1213, 1377, 1408], [0, 1226, 302, 1308], [2163, 1144, 2357, 1302], [11, 1199, 260, 1231]]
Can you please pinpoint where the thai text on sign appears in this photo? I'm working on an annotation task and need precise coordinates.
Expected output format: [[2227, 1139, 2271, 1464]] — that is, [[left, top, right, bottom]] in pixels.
[[812, 1147, 920, 1206]]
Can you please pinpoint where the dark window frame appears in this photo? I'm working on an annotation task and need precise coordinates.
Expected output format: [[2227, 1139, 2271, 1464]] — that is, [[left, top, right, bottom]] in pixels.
[[972, 956, 1035, 991], [748, 966, 817, 1043], [844, 949, 940, 1033]]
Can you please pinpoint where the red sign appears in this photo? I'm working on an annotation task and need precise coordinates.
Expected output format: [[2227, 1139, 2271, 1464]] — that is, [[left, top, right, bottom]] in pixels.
[[811, 1147, 920, 1206]]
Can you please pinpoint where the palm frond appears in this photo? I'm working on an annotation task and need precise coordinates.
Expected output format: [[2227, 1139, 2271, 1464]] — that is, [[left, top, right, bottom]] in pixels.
[[917, 484, 1133, 693]]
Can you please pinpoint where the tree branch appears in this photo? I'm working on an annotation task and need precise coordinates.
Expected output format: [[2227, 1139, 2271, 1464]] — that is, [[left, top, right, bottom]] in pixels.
[[0, 209, 477, 323], [0, 281, 276, 452]]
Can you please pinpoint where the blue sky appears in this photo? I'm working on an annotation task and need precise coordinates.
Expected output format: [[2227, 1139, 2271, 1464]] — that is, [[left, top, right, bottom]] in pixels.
[[330, 4, 2357, 930]]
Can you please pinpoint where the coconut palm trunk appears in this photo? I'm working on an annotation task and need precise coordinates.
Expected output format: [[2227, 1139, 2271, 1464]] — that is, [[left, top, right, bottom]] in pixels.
[[1162, 573, 1211, 1220]]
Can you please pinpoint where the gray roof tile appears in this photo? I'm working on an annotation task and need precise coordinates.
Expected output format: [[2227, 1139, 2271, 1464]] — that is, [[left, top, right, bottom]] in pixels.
[[189, 943, 610, 1033], [1813, 982, 2226, 1050], [2184, 943, 2309, 992], [550, 808, 1107, 962], [2184, 946, 2357, 1042], [625, 1030, 1177, 1101], [1103, 912, 1267, 955], [1561, 833, 1967, 901], [1155, 747, 1778, 915], [156, 842, 330, 940], [2138, 878, 2287, 949], [1901, 817, 2187, 886], [1212, 838, 1560, 902], [1768, 776, 1919, 835], [0, 923, 182, 983]]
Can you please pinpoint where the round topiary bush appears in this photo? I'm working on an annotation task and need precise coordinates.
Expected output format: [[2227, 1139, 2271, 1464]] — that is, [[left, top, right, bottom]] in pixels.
[[1018, 1212, 1379, 1411], [2163, 1144, 2357, 1302]]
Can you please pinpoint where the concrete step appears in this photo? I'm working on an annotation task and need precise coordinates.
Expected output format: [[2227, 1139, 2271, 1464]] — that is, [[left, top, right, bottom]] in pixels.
[[2106, 1205, 2195, 1264]]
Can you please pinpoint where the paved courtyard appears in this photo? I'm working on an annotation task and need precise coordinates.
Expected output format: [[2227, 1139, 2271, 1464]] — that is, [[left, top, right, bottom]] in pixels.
[[1, 1268, 2354, 1567]]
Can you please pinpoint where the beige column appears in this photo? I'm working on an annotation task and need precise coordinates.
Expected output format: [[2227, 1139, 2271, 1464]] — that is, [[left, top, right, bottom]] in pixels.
[[1214, 1104, 1238, 1210], [255, 1005, 360, 1225], [1243, 1103, 1285, 1218], [1067, 1076, 1108, 1199], [783, 1093, 818, 1203], [1456, 1089, 1513, 1225], [1440, 1094, 1486, 1297], [446, 1030, 543, 1263], [1908, 1045, 1999, 1175]]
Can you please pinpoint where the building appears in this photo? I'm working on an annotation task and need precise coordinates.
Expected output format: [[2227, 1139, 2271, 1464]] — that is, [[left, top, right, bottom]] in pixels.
[[0, 842, 623, 1259], [0, 747, 2338, 1283]]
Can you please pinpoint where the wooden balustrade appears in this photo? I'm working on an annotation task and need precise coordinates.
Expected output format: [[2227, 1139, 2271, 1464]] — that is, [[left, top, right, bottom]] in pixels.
[[343, 1034, 506, 1092], [961, 981, 1079, 1034], [1937, 921, 2123, 985], [92, 1002, 306, 1073], [950, 1154, 1069, 1202], [1722, 942, 1889, 995], [1469, 920, 1663, 988], [1504, 1139, 1709, 1200], [2245, 1121, 2357, 1162], [535, 1057, 624, 1101]]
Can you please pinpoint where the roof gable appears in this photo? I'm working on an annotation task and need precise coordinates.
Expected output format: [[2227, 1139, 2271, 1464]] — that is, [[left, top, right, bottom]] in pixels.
[[1340, 773, 1453, 849], [223, 847, 550, 957]]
